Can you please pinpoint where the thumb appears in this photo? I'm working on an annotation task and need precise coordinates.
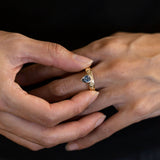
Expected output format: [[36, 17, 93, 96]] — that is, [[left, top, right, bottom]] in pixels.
[[17, 35, 93, 72]]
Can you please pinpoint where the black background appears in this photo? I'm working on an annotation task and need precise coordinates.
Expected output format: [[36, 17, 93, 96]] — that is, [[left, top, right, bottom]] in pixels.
[[1, 0, 160, 159]]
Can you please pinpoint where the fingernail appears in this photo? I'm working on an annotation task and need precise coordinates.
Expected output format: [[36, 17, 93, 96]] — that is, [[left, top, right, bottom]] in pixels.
[[90, 91, 99, 103], [66, 143, 79, 151], [91, 91, 99, 95], [73, 54, 93, 67], [95, 115, 106, 128]]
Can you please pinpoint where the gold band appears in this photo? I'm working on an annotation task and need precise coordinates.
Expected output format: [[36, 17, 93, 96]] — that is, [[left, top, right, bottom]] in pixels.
[[81, 67, 95, 91]]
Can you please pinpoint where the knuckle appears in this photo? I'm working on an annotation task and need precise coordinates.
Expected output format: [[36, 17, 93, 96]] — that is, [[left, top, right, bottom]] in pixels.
[[39, 130, 55, 147], [106, 38, 127, 53], [94, 38, 111, 51], [86, 37, 112, 52], [70, 122, 87, 138], [133, 98, 151, 118], [87, 39, 104, 51], [53, 43, 63, 53], [69, 107, 79, 117], [101, 125, 114, 137], [41, 137, 52, 147], [46, 42, 64, 57], [77, 126, 90, 138], [11, 32, 25, 39], [86, 36, 127, 55], [43, 116, 56, 128], [49, 80, 67, 97], [77, 130, 87, 138], [41, 109, 56, 127], [129, 34, 147, 50], [71, 96, 90, 115]]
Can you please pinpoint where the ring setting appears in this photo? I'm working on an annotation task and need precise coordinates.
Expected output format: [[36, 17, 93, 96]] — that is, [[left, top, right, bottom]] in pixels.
[[81, 67, 95, 91]]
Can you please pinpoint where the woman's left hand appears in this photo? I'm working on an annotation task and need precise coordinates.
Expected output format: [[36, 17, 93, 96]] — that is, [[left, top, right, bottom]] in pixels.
[[17, 32, 160, 150]]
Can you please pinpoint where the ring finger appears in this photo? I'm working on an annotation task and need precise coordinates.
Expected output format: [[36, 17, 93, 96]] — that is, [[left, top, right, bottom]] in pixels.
[[29, 63, 108, 102]]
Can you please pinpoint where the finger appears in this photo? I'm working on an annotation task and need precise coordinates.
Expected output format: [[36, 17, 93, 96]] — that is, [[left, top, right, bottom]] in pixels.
[[80, 87, 125, 115], [16, 35, 128, 87], [0, 111, 52, 146], [81, 78, 160, 115], [16, 41, 98, 87], [66, 111, 135, 151], [4, 82, 99, 127], [29, 72, 89, 102], [46, 112, 106, 148], [15, 41, 98, 87], [16, 64, 67, 86], [0, 129, 43, 151], [0, 111, 106, 148], [29, 61, 124, 103], [29, 64, 105, 102], [73, 33, 146, 63], [17, 36, 93, 72]]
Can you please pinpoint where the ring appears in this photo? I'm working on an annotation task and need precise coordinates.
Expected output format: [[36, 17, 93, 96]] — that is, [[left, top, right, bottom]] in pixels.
[[81, 67, 95, 91]]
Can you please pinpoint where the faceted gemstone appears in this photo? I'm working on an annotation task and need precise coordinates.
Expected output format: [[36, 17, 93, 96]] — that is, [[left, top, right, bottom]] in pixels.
[[82, 75, 91, 83]]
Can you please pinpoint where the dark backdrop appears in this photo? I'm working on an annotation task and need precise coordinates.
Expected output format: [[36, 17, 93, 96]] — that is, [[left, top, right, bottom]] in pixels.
[[0, 0, 160, 160]]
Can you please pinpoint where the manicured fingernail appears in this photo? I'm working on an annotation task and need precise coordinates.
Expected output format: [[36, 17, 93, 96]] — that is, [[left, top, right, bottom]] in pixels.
[[66, 143, 79, 151], [91, 91, 99, 95], [73, 54, 93, 67], [90, 91, 99, 102], [95, 115, 106, 128]]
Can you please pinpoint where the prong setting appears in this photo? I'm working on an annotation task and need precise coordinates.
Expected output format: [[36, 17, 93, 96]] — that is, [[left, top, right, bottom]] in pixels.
[[81, 67, 95, 91]]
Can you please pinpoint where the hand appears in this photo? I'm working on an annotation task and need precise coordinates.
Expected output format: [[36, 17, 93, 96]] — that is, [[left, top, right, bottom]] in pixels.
[[18, 32, 160, 150], [0, 30, 106, 151]]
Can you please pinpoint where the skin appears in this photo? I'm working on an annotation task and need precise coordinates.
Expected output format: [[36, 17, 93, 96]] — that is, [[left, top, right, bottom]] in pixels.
[[0, 30, 106, 151], [17, 32, 160, 150]]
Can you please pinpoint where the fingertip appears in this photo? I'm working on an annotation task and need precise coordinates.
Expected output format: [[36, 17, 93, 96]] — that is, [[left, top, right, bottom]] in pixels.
[[95, 114, 106, 128], [72, 90, 99, 104], [76, 91, 99, 107], [90, 90, 99, 96], [65, 143, 79, 151], [73, 54, 93, 69], [88, 91, 99, 103]]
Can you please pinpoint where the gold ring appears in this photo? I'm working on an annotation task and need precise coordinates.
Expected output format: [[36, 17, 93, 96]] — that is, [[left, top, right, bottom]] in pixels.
[[81, 67, 95, 91]]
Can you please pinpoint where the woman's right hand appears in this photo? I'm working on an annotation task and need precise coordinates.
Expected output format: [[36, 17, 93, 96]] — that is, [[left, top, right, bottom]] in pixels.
[[0, 31, 106, 150]]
